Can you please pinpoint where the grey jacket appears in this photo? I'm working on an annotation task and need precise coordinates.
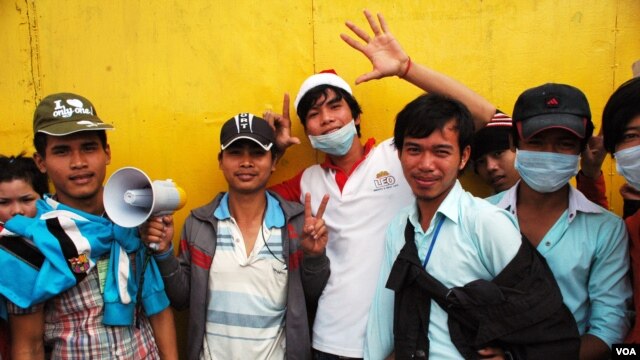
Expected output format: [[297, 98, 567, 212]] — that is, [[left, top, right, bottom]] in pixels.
[[155, 191, 330, 360]]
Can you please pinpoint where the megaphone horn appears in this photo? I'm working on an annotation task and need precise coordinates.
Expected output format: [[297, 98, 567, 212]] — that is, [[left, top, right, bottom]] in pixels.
[[103, 167, 187, 228]]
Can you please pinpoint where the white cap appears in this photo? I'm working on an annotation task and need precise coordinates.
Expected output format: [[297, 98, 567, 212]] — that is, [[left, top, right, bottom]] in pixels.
[[294, 70, 352, 111]]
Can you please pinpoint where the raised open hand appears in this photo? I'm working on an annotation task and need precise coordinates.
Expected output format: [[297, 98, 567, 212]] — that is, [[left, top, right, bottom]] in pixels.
[[340, 9, 410, 84], [300, 192, 330, 256]]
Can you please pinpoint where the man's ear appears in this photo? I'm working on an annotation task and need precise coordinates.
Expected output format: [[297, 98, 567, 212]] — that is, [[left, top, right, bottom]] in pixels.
[[271, 154, 278, 173], [459, 145, 471, 170], [33, 152, 47, 174], [104, 144, 111, 165]]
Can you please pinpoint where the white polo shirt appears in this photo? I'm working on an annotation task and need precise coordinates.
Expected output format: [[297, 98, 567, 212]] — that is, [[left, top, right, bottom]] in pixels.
[[296, 138, 415, 357]]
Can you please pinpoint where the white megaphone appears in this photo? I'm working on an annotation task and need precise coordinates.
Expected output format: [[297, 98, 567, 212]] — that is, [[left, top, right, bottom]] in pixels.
[[103, 167, 187, 228]]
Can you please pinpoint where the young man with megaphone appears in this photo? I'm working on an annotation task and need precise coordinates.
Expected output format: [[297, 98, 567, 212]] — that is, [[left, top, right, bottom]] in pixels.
[[4, 93, 178, 359], [142, 113, 331, 360]]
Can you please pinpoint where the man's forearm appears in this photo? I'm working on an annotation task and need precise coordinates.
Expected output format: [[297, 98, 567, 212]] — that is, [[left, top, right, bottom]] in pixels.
[[402, 62, 497, 130], [10, 311, 46, 360]]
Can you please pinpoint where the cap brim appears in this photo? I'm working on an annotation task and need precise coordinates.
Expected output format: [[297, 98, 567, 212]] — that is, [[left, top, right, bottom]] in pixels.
[[221, 136, 273, 151], [36, 120, 114, 136], [519, 113, 586, 140]]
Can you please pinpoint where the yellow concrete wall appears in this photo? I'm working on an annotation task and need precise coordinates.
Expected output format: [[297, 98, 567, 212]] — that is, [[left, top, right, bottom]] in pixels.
[[3, 1, 639, 215], [1, 1, 639, 356]]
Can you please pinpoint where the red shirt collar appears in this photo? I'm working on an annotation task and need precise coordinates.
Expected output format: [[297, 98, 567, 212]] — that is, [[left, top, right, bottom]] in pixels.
[[320, 137, 376, 171]]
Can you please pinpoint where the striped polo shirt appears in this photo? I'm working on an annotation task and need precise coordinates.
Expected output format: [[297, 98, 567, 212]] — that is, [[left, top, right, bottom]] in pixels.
[[202, 192, 288, 360]]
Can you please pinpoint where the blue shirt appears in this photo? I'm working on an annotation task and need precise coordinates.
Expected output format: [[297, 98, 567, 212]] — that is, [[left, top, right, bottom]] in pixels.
[[364, 181, 522, 359], [487, 182, 632, 347], [213, 192, 285, 228]]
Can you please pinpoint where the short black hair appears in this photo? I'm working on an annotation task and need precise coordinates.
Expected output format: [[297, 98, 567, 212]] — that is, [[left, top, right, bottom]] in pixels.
[[393, 93, 475, 154], [296, 85, 363, 137], [34, 130, 108, 157], [602, 77, 640, 154], [0, 153, 49, 196]]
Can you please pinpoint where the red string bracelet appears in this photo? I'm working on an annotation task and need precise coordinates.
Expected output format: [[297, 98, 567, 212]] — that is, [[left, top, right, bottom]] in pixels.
[[400, 57, 412, 78]]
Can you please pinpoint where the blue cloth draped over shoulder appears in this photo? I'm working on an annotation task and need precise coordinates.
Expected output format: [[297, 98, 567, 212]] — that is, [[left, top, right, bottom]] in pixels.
[[0, 196, 168, 325]]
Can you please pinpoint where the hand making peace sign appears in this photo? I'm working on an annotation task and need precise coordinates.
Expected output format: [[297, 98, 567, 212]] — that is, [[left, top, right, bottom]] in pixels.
[[300, 192, 330, 257]]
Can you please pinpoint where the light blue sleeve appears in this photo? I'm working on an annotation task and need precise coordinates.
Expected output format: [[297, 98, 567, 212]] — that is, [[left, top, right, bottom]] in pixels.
[[472, 206, 521, 276], [364, 221, 402, 360], [587, 216, 632, 346]]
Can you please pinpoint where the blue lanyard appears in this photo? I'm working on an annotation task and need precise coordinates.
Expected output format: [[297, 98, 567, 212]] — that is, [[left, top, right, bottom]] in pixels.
[[422, 215, 445, 269]]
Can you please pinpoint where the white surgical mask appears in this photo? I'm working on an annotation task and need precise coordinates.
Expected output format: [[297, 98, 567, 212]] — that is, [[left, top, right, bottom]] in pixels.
[[514, 149, 579, 193], [308, 120, 356, 156], [615, 145, 640, 191]]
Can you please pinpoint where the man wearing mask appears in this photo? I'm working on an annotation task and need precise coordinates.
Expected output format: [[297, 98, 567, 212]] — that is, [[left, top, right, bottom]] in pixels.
[[601, 77, 640, 343], [472, 113, 609, 208], [486, 83, 632, 359]]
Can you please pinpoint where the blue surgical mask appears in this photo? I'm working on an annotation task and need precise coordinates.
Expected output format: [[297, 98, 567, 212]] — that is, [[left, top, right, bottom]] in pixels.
[[308, 120, 356, 156], [514, 149, 579, 193], [615, 145, 640, 191]]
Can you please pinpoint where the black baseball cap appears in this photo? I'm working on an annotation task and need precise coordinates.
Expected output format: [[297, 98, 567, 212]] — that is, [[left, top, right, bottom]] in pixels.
[[220, 113, 275, 151], [513, 83, 591, 140]]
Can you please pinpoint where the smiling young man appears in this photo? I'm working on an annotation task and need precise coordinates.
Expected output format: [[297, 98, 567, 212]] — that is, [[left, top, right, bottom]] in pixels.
[[487, 84, 632, 359], [365, 93, 578, 359], [6, 93, 175, 359], [144, 113, 330, 360], [601, 77, 640, 343]]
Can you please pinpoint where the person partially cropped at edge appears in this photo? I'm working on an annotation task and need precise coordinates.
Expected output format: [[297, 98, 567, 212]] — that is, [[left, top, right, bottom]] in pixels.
[[601, 76, 640, 344]]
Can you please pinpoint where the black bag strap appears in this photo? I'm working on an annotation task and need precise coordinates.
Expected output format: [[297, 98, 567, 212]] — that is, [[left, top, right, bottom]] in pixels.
[[385, 219, 434, 360]]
